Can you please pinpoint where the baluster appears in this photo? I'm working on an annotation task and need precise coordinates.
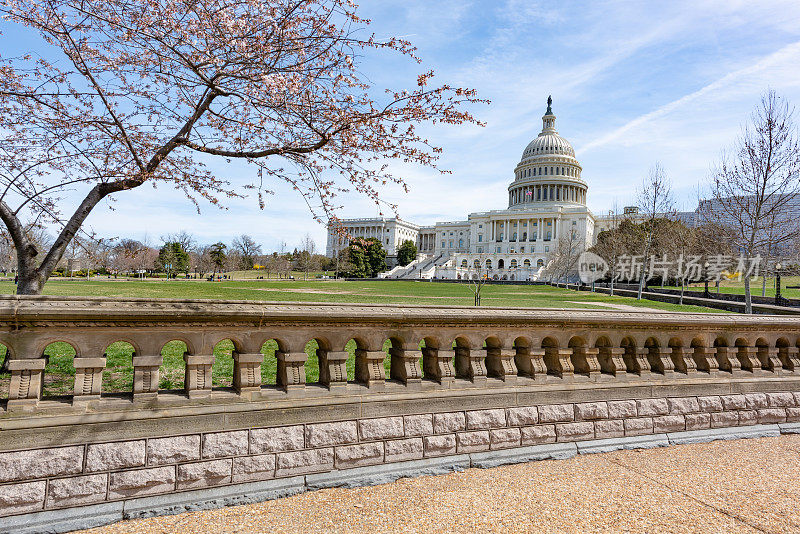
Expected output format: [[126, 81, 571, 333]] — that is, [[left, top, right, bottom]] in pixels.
[[716, 346, 740, 374], [485, 346, 517, 383], [673, 347, 697, 376], [653, 348, 675, 377], [133, 355, 162, 400], [389, 347, 422, 385], [276, 351, 307, 391], [556, 348, 574, 379], [609, 348, 627, 378], [7, 358, 45, 410], [423, 347, 455, 386], [72, 356, 106, 403], [184, 354, 214, 398], [787, 347, 800, 374], [233, 353, 263, 394], [584, 347, 601, 378], [635, 348, 651, 378], [738, 346, 761, 374], [455, 346, 487, 384], [355, 348, 386, 388], [515, 347, 546, 380], [319, 350, 349, 389], [762, 347, 783, 374], [694, 346, 718, 376]]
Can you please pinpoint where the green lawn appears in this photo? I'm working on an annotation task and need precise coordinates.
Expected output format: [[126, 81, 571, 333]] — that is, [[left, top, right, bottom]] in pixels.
[[663, 275, 800, 299], [0, 278, 721, 400], [0, 278, 719, 311]]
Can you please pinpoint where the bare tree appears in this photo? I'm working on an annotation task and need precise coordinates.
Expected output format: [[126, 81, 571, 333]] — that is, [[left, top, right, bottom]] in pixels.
[[231, 235, 263, 270], [590, 205, 627, 295], [297, 234, 319, 280], [164, 231, 197, 255], [463, 255, 489, 306], [636, 163, 675, 299], [543, 229, 584, 284], [709, 90, 800, 313]]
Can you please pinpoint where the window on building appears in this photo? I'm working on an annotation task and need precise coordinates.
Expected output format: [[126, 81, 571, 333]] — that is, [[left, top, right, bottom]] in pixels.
[[523, 222, 527, 227], [573, 221, 577, 225], [478, 234, 483, 242], [524, 259, 531, 267], [441, 241, 445, 248], [449, 240, 453, 248], [473, 259, 480, 268], [459, 239, 464, 247], [520, 247, 525, 253], [537, 259, 544, 267], [545, 246, 549, 252], [486, 259, 492, 269], [510, 259, 518, 268], [477, 247, 483, 253], [461, 259, 468, 268], [478, 224, 483, 228]]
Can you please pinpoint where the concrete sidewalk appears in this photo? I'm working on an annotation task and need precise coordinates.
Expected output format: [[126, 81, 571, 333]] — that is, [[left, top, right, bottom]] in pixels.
[[78, 434, 800, 533]]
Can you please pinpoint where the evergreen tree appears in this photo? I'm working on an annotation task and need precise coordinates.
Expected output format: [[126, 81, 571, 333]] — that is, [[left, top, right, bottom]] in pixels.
[[396, 239, 418, 266], [156, 242, 190, 276]]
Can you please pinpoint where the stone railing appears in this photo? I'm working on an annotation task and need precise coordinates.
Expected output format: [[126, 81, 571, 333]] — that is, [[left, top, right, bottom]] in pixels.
[[2, 296, 800, 532]]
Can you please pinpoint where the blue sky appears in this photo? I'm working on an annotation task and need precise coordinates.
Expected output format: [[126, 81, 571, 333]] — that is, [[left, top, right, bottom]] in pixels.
[[11, 0, 800, 251]]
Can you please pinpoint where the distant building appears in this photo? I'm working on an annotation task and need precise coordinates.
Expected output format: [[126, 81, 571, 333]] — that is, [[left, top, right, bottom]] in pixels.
[[326, 98, 595, 280]]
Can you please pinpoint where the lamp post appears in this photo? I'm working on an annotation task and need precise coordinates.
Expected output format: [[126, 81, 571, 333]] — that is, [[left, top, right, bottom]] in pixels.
[[775, 262, 783, 305], [703, 261, 710, 298]]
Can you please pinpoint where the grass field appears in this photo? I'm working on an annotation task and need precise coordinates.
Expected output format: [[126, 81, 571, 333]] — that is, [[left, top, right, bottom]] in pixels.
[[0, 278, 721, 400], [668, 276, 800, 299]]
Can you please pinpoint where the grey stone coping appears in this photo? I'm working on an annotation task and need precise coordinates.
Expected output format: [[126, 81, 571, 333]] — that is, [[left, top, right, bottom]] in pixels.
[[0, 294, 798, 328]]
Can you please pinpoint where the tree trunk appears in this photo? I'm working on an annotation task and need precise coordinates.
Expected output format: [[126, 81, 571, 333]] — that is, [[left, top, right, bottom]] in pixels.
[[744, 275, 753, 314]]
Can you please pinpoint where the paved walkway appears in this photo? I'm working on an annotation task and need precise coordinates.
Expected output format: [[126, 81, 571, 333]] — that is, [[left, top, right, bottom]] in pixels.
[[79, 435, 800, 533]]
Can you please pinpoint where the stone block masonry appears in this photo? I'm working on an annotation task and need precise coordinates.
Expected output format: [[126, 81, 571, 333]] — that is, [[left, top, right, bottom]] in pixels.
[[4, 391, 800, 531]]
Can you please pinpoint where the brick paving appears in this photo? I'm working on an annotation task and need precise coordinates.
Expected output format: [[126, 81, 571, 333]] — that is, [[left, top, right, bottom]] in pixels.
[[79, 435, 800, 533]]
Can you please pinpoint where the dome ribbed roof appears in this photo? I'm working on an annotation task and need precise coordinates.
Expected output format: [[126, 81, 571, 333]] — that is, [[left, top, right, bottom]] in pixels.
[[521, 133, 575, 159]]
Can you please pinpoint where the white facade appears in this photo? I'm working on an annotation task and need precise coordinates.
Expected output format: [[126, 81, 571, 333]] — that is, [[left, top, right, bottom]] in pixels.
[[326, 99, 597, 279]]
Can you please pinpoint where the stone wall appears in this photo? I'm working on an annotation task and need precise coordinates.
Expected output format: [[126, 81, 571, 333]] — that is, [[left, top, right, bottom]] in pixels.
[[3, 389, 800, 531], [2, 296, 800, 531]]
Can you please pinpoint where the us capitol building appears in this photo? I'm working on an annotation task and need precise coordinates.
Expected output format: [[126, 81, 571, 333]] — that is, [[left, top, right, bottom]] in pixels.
[[326, 98, 598, 280]]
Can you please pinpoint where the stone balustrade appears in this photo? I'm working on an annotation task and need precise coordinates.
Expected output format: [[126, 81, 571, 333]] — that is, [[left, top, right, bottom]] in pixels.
[[2, 296, 800, 532], [1, 296, 800, 411]]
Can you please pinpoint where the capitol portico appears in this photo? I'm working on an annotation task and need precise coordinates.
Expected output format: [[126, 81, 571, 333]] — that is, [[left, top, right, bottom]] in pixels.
[[326, 98, 596, 280]]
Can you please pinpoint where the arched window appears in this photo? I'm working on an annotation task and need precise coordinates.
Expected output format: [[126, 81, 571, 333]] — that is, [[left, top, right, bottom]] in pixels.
[[498, 259, 505, 269], [486, 259, 492, 269], [523, 259, 531, 267], [537, 259, 544, 267], [459, 239, 464, 248], [510, 259, 518, 268], [473, 259, 480, 268], [461, 259, 468, 268]]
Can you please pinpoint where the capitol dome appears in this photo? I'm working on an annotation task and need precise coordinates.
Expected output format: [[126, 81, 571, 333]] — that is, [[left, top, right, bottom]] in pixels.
[[508, 97, 586, 208]]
